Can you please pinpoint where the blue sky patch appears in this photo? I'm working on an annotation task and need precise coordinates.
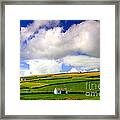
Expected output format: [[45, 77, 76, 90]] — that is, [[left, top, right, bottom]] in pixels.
[[20, 61, 29, 70], [61, 64, 72, 72], [20, 20, 34, 27]]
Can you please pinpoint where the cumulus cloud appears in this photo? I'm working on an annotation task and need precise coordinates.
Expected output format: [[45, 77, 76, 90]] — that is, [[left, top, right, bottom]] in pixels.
[[20, 59, 62, 76], [20, 20, 100, 59], [67, 67, 99, 73], [20, 55, 100, 76], [20, 20, 100, 76], [65, 55, 100, 73], [63, 55, 100, 69], [64, 20, 100, 57], [20, 20, 60, 41], [68, 68, 78, 73]]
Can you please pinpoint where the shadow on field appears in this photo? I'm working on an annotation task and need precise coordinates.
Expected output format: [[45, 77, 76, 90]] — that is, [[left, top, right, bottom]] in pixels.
[[30, 79, 99, 89]]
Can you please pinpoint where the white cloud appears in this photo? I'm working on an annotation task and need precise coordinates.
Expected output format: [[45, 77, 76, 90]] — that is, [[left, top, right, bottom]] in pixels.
[[89, 68, 100, 72], [75, 67, 100, 73], [63, 55, 100, 69], [20, 20, 100, 76], [68, 68, 78, 73], [63, 54, 100, 73], [20, 59, 62, 76], [20, 20, 100, 59], [64, 20, 100, 57], [20, 69, 31, 76], [20, 20, 60, 41], [20, 55, 100, 76]]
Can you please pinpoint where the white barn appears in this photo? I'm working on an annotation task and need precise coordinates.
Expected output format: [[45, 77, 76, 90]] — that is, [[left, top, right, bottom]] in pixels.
[[54, 88, 68, 94]]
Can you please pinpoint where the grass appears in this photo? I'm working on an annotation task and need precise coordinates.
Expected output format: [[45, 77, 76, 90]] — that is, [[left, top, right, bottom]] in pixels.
[[20, 72, 100, 100], [20, 94, 100, 100]]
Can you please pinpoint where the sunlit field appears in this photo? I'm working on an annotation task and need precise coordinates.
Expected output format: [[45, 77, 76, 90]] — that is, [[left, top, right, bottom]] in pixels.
[[20, 71, 100, 100]]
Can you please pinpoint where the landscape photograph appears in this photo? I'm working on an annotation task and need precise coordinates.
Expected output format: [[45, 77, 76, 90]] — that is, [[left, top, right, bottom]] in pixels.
[[20, 20, 100, 100]]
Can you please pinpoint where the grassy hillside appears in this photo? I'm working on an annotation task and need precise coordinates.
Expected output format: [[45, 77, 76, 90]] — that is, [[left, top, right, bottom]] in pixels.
[[20, 72, 100, 100]]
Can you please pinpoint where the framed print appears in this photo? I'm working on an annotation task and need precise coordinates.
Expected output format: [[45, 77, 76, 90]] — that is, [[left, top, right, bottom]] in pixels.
[[0, 0, 119, 119], [20, 19, 100, 100]]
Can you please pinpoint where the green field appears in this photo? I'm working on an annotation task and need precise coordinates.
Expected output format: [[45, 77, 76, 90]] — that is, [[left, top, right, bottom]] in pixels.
[[20, 72, 100, 100]]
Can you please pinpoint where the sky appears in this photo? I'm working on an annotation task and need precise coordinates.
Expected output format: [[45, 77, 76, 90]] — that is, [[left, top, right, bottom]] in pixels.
[[20, 20, 100, 76]]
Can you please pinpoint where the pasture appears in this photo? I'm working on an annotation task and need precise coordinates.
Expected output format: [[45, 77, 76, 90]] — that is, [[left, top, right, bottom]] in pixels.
[[20, 72, 100, 100]]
